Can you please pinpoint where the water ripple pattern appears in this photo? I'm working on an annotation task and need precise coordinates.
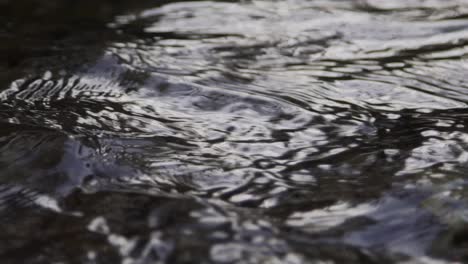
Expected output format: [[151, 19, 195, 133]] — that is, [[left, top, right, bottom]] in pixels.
[[2, 0, 468, 263]]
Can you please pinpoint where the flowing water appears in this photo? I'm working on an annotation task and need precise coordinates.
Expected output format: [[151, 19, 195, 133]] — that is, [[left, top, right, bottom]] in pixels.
[[2, 0, 468, 263]]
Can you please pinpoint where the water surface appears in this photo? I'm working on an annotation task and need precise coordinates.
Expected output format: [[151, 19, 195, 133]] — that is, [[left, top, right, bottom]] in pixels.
[[2, 0, 468, 263]]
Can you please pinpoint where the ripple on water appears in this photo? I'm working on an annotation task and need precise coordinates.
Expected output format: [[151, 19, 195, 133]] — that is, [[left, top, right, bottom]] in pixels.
[[3, 0, 468, 263]]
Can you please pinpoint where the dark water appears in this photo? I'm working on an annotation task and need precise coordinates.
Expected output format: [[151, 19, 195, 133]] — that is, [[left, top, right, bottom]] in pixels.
[[2, 0, 468, 263]]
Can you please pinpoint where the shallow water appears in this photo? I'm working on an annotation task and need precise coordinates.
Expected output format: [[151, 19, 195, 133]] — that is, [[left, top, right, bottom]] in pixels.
[[2, 0, 468, 263]]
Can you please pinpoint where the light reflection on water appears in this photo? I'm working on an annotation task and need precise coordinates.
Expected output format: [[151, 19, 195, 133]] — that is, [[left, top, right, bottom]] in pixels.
[[2, 0, 468, 263]]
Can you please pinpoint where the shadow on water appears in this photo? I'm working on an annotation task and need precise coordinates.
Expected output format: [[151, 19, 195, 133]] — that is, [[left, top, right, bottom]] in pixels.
[[2, 0, 468, 263]]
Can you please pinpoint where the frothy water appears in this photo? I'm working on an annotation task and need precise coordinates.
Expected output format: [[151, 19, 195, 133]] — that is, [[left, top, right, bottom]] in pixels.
[[2, 0, 468, 263]]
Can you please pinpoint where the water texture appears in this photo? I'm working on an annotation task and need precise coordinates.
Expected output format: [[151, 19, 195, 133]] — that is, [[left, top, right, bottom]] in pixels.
[[2, 0, 468, 263]]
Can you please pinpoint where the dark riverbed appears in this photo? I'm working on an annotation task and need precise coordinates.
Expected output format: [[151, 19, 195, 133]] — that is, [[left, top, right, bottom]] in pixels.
[[2, 0, 468, 263]]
